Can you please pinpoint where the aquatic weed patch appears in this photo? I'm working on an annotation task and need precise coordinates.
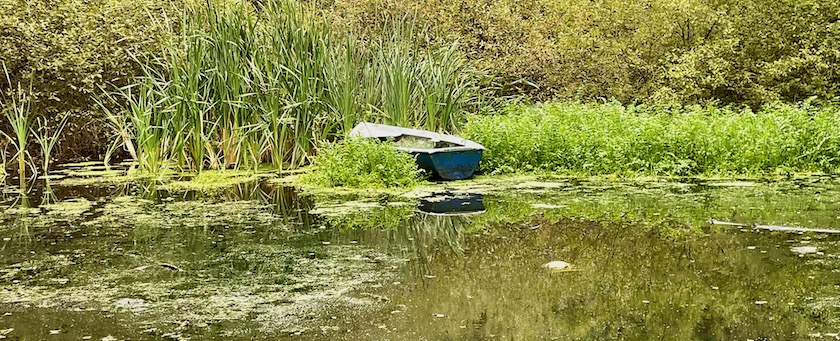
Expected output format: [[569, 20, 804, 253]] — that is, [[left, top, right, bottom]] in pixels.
[[160, 169, 275, 193], [0, 192, 403, 338]]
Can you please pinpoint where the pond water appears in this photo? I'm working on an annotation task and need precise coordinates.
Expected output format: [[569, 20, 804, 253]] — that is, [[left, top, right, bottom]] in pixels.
[[1, 166, 840, 340]]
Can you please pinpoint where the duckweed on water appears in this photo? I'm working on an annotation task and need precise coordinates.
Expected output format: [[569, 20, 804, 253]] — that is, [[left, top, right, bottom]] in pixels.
[[40, 198, 94, 216], [3, 174, 840, 339], [161, 170, 276, 193], [0, 192, 404, 339]]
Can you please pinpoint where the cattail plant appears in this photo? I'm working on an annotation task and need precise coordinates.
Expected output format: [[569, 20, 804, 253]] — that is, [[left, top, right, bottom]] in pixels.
[[104, 0, 486, 173]]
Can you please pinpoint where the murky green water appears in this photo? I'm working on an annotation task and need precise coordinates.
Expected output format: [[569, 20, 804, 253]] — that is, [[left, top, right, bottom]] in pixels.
[[2, 167, 840, 340]]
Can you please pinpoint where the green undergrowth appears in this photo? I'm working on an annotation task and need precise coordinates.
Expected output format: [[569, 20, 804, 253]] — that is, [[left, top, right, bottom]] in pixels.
[[303, 138, 423, 189], [464, 101, 840, 176]]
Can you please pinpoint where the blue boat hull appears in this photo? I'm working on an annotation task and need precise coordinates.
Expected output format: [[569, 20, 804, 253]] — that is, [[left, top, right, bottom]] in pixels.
[[412, 149, 482, 180]]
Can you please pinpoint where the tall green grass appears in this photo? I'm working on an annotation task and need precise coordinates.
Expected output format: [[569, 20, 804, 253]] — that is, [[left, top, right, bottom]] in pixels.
[[464, 101, 840, 176], [1, 65, 67, 183], [1, 66, 33, 183], [104, 0, 484, 173], [32, 115, 68, 176]]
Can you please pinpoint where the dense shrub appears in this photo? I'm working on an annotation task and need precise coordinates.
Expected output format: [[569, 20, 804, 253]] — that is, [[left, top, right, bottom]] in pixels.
[[328, 0, 840, 105], [463, 102, 840, 176], [306, 138, 422, 188], [0, 0, 184, 160]]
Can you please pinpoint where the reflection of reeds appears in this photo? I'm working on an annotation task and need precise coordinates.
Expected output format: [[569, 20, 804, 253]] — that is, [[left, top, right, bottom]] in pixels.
[[397, 213, 468, 277], [39, 180, 57, 206]]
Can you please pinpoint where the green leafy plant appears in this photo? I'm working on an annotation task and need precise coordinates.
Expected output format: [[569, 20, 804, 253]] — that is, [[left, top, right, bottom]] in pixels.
[[464, 101, 840, 177], [306, 138, 422, 188]]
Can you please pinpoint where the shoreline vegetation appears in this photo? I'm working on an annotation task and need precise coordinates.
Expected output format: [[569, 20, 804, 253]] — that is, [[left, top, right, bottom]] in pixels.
[[2, 0, 840, 185], [465, 101, 840, 177]]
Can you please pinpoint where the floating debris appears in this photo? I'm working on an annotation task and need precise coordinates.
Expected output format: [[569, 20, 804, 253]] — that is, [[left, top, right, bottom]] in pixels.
[[791, 246, 818, 254], [114, 298, 148, 312], [530, 203, 567, 209], [133, 263, 184, 272], [708, 219, 840, 234]]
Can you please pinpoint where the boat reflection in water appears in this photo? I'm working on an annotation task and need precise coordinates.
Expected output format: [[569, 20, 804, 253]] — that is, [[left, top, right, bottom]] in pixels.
[[417, 192, 485, 216]]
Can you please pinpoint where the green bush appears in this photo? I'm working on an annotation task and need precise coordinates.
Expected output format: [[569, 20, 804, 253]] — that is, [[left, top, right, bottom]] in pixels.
[[306, 138, 422, 188], [463, 101, 840, 176], [0, 0, 185, 161]]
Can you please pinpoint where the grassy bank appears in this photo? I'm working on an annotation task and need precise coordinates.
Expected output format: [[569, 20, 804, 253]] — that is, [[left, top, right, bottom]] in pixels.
[[464, 102, 840, 177]]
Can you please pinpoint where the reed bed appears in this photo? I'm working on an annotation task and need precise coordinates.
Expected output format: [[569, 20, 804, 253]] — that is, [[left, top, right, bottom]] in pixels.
[[464, 101, 840, 176], [103, 0, 484, 172], [1, 67, 33, 182]]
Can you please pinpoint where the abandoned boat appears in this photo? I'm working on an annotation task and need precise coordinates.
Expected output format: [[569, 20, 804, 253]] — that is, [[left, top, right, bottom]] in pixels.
[[349, 122, 484, 180]]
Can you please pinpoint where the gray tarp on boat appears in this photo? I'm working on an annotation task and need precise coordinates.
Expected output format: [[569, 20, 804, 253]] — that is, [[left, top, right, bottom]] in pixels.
[[348, 122, 484, 154]]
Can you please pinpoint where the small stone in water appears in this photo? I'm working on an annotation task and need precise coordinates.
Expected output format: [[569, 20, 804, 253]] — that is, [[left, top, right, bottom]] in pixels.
[[49, 330, 60, 335], [542, 261, 571, 271]]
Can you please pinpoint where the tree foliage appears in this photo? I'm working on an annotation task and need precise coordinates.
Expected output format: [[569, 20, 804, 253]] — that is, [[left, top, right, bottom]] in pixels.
[[0, 0, 183, 158], [330, 0, 840, 104]]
